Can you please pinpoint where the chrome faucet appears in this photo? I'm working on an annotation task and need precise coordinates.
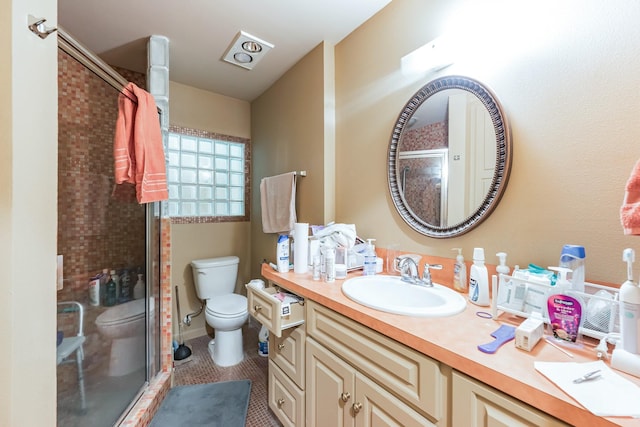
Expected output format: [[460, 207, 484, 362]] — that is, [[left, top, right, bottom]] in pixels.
[[396, 256, 419, 283], [395, 256, 442, 287]]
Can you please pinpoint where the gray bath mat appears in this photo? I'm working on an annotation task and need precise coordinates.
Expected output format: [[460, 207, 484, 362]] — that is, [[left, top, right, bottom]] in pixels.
[[150, 380, 251, 427]]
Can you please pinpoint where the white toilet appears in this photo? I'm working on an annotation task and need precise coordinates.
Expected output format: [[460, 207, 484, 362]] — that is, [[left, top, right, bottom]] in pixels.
[[95, 298, 147, 376], [191, 256, 248, 367]]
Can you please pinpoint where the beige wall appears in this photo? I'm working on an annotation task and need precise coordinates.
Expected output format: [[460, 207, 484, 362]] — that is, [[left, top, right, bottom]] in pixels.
[[332, 0, 640, 283], [169, 81, 252, 339], [250, 42, 334, 279], [1, 0, 58, 424]]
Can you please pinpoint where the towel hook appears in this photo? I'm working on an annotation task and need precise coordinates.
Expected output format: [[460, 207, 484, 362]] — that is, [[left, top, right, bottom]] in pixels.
[[28, 15, 57, 39]]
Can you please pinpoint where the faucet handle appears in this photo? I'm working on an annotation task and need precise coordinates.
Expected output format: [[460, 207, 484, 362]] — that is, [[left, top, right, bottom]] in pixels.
[[421, 263, 443, 286], [424, 263, 443, 271]]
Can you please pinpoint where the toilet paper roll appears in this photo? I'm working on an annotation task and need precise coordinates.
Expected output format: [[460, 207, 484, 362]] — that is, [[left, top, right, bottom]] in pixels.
[[294, 223, 309, 274]]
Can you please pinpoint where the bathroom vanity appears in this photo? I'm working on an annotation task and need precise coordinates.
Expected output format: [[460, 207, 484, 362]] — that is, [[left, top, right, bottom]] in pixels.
[[249, 263, 640, 427]]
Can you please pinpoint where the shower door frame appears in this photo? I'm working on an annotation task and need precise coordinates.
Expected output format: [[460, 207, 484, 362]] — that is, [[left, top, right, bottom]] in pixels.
[[57, 26, 163, 424]]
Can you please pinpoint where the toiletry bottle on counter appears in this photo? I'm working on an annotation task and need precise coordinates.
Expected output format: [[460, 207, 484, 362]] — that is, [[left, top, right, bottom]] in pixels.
[[277, 234, 290, 273], [325, 246, 336, 283], [559, 244, 586, 293], [620, 248, 640, 354], [469, 248, 489, 306], [451, 248, 467, 292], [362, 239, 377, 276]]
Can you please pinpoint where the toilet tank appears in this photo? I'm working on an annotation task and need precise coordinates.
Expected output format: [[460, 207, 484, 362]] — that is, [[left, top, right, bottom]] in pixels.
[[190, 256, 239, 300]]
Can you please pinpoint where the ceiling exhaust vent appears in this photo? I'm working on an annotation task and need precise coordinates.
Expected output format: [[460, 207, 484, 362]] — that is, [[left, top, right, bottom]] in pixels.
[[222, 31, 274, 70]]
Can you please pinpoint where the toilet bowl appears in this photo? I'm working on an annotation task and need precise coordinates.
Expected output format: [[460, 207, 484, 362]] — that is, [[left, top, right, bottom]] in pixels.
[[191, 256, 248, 367], [205, 294, 249, 366], [96, 298, 146, 376]]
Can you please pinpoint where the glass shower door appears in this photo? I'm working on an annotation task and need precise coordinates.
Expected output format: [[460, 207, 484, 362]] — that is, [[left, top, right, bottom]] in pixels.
[[56, 47, 150, 427]]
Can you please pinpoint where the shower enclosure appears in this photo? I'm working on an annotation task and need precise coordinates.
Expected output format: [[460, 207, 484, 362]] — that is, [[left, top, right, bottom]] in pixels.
[[56, 29, 162, 426]]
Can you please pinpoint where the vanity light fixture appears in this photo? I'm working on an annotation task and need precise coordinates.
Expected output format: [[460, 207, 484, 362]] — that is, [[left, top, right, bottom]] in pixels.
[[222, 31, 274, 70], [401, 35, 455, 75]]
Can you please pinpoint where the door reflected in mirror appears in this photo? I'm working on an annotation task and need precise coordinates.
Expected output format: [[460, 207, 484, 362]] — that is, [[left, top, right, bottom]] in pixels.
[[388, 76, 511, 238]]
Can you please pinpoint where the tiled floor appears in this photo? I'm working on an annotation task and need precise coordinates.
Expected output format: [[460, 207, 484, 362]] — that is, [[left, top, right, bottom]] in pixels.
[[172, 321, 282, 427]]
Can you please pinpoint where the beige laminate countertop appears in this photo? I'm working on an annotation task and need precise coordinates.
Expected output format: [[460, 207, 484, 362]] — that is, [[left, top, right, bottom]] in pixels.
[[261, 263, 640, 427]]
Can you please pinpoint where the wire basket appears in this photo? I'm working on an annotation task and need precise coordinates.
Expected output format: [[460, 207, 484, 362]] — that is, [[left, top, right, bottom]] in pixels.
[[492, 274, 620, 340]]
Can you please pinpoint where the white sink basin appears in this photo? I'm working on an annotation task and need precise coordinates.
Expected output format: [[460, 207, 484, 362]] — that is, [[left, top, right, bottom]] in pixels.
[[342, 275, 466, 317]]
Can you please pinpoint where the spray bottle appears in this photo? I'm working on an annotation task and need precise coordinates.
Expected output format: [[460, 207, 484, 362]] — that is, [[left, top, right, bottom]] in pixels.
[[620, 248, 640, 354], [451, 248, 467, 292]]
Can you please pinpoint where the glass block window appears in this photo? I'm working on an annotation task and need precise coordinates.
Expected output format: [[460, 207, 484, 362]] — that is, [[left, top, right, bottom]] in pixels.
[[167, 126, 250, 223]]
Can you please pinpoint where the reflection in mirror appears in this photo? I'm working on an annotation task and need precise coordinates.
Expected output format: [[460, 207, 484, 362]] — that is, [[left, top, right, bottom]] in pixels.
[[388, 76, 511, 238]]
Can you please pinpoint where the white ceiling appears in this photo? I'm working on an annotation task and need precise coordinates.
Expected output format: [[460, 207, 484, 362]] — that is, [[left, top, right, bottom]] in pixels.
[[57, 0, 392, 101]]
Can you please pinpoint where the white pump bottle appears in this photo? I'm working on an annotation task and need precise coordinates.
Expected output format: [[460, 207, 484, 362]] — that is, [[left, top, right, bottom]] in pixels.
[[620, 248, 640, 355], [451, 248, 467, 292]]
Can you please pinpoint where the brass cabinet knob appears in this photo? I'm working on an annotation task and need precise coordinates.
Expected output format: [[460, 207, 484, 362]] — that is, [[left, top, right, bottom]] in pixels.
[[253, 304, 262, 312], [352, 402, 362, 413], [277, 343, 285, 350], [340, 392, 351, 402], [277, 398, 285, 407]]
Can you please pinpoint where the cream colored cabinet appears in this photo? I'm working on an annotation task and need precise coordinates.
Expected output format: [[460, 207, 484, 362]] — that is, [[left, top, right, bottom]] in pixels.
[[248, 280, 306, 427], [306, 301, 448, 427], [246, 281, 304, 338], [307, 337, 434, 427], [452, 371, 570, 427]]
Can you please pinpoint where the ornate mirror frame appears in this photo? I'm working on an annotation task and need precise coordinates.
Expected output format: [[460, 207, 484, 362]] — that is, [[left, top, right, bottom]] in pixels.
[[388, 75, 512, 238]]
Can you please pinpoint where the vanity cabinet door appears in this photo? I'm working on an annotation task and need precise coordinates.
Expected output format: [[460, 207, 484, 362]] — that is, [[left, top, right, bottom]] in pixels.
[[307, 338, 434, 427], [354, 373, 436, 427], [306, 337, 355, 427], [452, 371, 570, 427]]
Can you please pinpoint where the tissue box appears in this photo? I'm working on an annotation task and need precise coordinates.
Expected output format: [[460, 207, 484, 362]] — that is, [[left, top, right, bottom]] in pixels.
[[515, 317, 544, 351]]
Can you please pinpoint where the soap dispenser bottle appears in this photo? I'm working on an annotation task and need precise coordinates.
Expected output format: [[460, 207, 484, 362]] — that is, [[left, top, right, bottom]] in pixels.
[[362, 239, 377, 276], [620, 248, 640, 354], [451, 248, 467, 292], [469, 248, 489, 306]]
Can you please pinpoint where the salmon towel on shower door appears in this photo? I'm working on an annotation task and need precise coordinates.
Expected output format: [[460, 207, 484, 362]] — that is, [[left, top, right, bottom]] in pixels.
[[113, 82, 168, 204]]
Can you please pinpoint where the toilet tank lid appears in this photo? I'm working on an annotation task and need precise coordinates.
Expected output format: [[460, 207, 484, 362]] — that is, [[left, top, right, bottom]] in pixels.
[[191, 256, 239, 269]]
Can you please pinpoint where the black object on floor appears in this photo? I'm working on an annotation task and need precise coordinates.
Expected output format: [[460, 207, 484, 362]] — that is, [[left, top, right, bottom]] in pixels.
[[150, 380, 251, 427]]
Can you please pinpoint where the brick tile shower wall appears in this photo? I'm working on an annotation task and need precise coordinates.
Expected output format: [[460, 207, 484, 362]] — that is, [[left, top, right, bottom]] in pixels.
[[57, 50, 148, 391]]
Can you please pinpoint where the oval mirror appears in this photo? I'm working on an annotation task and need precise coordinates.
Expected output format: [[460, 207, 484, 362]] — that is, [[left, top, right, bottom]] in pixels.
[[388, 75, 512, 238]]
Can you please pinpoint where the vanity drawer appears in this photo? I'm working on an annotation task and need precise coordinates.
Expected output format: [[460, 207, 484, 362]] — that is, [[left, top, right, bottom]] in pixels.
[[246, 282, 304, 337], [270, 324, 306, 389], [269, 359, 305, 427], [306, 300, 447, 423]]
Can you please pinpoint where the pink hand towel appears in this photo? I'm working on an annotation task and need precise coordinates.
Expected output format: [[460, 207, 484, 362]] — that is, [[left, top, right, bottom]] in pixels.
[[620, 159, 640, 235], [113, 82, 168, 204]]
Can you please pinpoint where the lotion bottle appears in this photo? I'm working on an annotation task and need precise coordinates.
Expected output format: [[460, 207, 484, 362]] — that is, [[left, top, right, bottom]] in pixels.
[[451, 248, 467, 292], [469, 248, 489, 306], [620, 248, 640, 354]]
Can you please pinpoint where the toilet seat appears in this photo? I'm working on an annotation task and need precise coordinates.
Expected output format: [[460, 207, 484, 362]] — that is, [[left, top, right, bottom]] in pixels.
[[96, 299, 145, 326], [206, 294, 247, 318]]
